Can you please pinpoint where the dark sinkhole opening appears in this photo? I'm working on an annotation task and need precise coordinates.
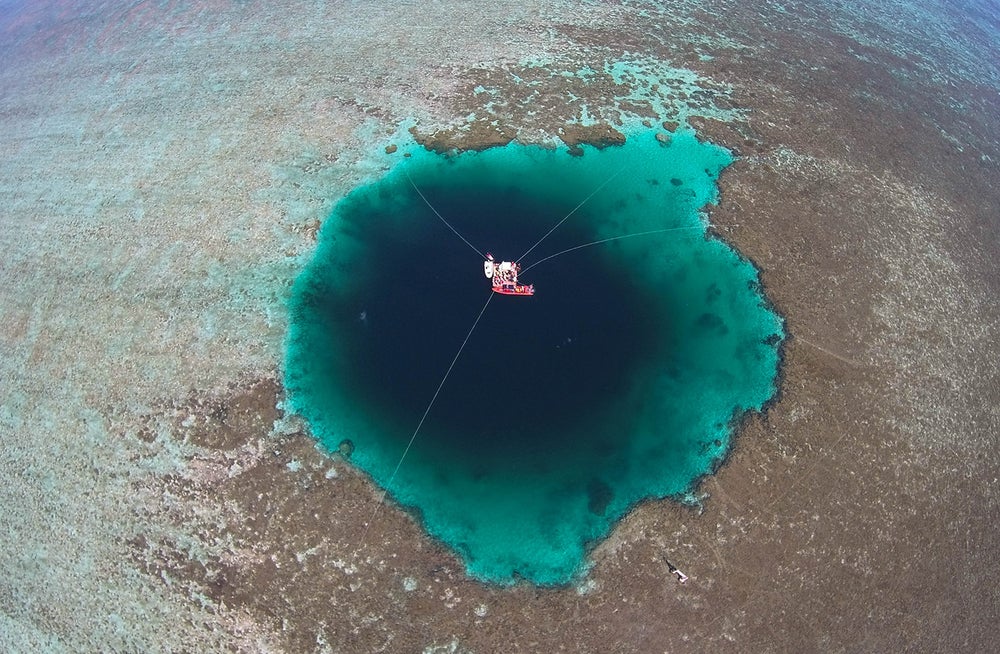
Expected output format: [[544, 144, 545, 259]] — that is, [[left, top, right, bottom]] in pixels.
[[285, 130, 785, 585], [343, 182, 657, 457]]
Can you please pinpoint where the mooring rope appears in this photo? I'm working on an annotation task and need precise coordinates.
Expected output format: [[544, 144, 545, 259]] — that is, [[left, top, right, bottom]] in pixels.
[[520, 225, 712, 274], [515, 166, 627, 264], [356, 291, 494, 550], [405, 169, 486, 259]]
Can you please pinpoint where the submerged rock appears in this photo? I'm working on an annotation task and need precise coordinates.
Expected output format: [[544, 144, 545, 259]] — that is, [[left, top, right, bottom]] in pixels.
[[558, 123, 627, 156]]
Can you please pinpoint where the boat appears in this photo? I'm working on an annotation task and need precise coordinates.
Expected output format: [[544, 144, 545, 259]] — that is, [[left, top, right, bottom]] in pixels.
[[484, 253, 534, 296]]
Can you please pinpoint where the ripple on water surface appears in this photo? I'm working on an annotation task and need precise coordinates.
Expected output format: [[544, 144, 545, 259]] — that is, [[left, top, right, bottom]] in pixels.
[[285, 130, 784, 585]]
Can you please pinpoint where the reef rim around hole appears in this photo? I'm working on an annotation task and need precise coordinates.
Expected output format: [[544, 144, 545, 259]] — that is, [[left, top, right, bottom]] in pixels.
[[284, 127, 785, 585]]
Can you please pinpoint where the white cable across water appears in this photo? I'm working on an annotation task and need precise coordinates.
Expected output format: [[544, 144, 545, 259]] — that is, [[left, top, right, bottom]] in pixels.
[[356, 291, 494, 550], [520, 225, 712, 274], [515, 166, 627, 264], [405, 169, 486, 259]]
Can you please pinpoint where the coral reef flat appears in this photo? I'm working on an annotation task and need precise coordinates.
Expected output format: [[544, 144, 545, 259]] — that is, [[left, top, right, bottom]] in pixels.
[[0, 1, 997, 651]]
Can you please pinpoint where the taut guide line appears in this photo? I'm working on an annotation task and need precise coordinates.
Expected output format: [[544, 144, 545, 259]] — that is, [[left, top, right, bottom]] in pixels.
[[405, 168, 486, 260], [356, 290, 494, 551]]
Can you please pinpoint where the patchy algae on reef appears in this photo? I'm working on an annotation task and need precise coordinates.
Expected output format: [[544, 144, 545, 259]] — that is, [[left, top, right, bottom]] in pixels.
[[0, 1, 997, 652]]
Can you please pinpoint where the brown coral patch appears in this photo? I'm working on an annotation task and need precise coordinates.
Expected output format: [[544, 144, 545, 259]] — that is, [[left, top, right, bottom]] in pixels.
[[557, 123, 626, 156], [183, 378, 283, 451], [410, 120, 517, 154]]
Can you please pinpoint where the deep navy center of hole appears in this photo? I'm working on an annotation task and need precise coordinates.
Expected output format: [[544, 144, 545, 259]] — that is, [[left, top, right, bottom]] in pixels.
[[337, 178, 657, 457]]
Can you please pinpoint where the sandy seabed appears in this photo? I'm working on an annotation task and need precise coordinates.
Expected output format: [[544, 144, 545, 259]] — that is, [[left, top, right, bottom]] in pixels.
[[1, 1, 997, 652]]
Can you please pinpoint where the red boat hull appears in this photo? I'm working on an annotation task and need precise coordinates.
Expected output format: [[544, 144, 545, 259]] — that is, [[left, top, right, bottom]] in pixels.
[[492, 283, 535, 296]]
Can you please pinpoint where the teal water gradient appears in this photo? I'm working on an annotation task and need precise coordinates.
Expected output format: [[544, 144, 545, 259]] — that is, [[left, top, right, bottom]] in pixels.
[[285, 129, 784, 585]]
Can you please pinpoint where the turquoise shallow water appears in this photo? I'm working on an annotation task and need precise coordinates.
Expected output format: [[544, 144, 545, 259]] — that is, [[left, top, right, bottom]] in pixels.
[[285, 129, 784, 585]]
